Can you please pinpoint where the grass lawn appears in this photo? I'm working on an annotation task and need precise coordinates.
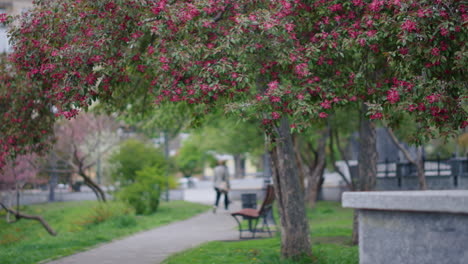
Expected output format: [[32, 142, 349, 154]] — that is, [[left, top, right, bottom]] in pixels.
[[0, 200, 209, 264], [163, 201, 358, 264]]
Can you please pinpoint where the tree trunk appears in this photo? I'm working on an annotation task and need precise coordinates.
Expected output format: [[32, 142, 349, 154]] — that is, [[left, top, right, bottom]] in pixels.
[[352, 104, 378, 245], [386, 128, 427, 190], [307, 130, 328, 208], [233, 154, 243, 178], [292, 134, 306, 193], [269, 117, 312, 258], [79, 171, 106, 202], [416, 146, 427, 190], [0, 202, 57, 236]]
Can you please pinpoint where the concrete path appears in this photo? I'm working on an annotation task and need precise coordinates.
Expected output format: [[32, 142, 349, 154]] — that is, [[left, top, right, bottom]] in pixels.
[[47, 205, 240, 264]]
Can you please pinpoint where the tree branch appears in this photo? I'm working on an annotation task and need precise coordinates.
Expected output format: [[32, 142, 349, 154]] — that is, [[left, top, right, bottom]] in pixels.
[[386, 127, 416, 165], [0, 202, 57, 236], [329, 125, 352, 189]]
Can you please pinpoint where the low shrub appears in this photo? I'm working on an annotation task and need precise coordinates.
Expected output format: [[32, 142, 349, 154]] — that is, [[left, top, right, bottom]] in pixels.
[[77, 202, 134, 227], [117, 166, 166, 215], [111, 214, 137, 228]]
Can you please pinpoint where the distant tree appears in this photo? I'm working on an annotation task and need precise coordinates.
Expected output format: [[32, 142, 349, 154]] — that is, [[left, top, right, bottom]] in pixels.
[[109, 139, 167, 185], [189, 114, 264, 178], [53, 113, 119, 201], [174, 140, 206, 179], [0, 154, 56, 236]]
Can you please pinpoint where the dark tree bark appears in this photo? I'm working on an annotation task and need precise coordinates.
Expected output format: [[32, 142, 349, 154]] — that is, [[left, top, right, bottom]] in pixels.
[[329, 126, 353, 190], [78, 169, 107, 202], [307, 130, 328, 208], [0, 202, 57, 236], [352, 104, 378, 245], [270, 117, 312, 258], [386, 128, 427, 190], [293, 130, 328, 209]]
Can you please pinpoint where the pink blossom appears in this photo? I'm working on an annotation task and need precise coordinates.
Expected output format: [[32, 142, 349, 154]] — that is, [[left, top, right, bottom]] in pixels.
[[297, 94, 304, 100], [271, 112, 281, 120], [387, 89, 400, 104], [202, 21, 212, 28], [268, 81, 279, 90], [408, 104, 417, 112], [160, 56, 169, 64], [285, 23, 295, 33], [256, 94, 263, 101], [263, 22, 274, 30], [399, 47, 409, 55], [262, 119, 271, 125], [401, 20, 417, 32], [366, 30, 377, 37], [137, 65, 146, 73], [319, 112, 328, 118], [426, 93, 440, 103], [431, 47, 440, 56], [418, 103, 426, 111], [329, 4, 343, 12], [358, 38, 366, 47], [461, 121, 468, 129], [370, 112, 383, 119], [321, 99, 332, 109], [148, 46, 155, 55], [368, 0, 384, 12], [270, 96, 281, 103], [295, 63, 309, 77], [0, 13, 8, 24], [352, 0, 365, 7]]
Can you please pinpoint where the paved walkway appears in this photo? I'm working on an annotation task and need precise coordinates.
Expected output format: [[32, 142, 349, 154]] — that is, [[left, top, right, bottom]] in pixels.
[[47, 204, 240, 264]]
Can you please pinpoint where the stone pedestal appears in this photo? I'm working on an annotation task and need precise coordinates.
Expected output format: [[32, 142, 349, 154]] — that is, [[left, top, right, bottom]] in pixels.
[[342, 191, 468, 264]]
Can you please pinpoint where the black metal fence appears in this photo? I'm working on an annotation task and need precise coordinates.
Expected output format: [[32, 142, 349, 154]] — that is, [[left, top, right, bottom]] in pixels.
[[350, 158, 468, 190]]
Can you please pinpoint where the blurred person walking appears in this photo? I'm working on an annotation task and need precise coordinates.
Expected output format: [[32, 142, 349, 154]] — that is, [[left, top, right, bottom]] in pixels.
[[213, 160, 230, 213]]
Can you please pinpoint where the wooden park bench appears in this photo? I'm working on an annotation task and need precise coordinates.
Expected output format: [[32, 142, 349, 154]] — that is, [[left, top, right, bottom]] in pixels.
[[231, 184, 276, 239]]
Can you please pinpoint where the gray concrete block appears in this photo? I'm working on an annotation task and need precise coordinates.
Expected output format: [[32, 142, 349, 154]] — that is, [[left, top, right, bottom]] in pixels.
[[343, 191, 468, 264], [342, 190, 468, 214], [359, 210, 468, 264]]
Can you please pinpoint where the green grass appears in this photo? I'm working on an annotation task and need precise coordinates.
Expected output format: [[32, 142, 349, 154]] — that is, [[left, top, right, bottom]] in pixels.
[[163, 201, 358, 264], [0, 200, 209, 264]]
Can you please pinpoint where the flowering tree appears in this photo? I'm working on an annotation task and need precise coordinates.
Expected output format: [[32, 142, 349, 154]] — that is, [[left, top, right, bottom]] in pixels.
[[1, 0, 466, 258], [0, 154, 57, 236], [0, 55, 55, 170], [53, 113, 119, 202]]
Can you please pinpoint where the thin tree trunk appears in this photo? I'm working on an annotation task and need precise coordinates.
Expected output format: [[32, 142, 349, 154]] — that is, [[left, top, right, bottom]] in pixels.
[[416, 146, 427, 190], [269, 117, 312, 258], [352, 104, 378, 245], [329, 126, 352, 189], [233, 154, 243, 178], [293, 134, 306, 193], [79, 171, 106, 202], [386, 128, 427, 190], [307, 130, 328, 208], [0, 202, 57, 236]]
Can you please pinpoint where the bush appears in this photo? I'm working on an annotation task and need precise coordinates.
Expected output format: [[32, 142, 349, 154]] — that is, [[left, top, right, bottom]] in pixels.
[[117, 165, 166, 215], [109, 138, 167, 185]]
